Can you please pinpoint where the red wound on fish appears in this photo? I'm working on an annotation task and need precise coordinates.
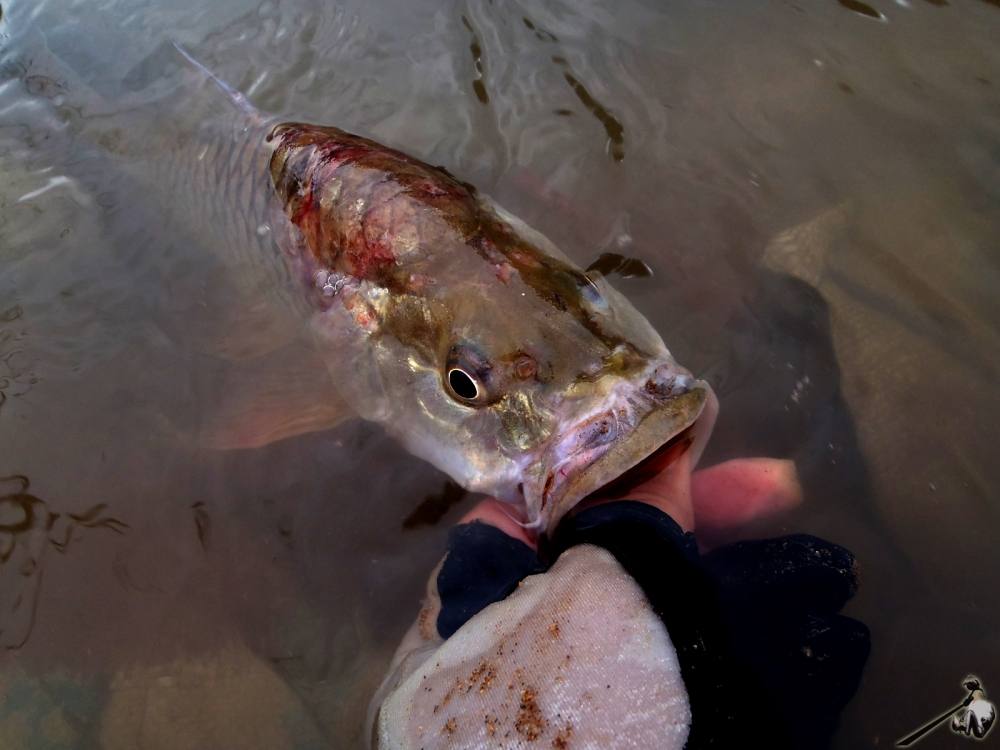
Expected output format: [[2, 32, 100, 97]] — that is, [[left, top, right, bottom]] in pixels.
[[268, 121, 480, 287], [513, 354, 537, 380]]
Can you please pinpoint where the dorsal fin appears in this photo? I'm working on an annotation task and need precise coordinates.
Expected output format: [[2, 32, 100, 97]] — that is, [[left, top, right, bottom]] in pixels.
[[169, 42, 265, 124]]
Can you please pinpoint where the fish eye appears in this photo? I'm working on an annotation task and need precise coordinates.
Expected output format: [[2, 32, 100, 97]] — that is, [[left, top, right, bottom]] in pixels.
[[445, 343, 496, 406], [447, 367, 480, 401]]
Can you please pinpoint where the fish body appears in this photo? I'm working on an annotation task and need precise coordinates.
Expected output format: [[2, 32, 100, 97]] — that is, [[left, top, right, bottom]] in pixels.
[[260, 121, 716, 530]]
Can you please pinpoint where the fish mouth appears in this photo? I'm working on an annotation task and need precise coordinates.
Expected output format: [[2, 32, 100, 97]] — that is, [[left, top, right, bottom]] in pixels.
[[535, 378, 718, 532]]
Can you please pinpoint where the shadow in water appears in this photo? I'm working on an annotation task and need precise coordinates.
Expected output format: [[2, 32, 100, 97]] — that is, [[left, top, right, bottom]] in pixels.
[[0, 304, 37, 414], [0, 475, 128, 649], [402, 481, 468, 530], [460, 15, 490, 105], [521, 12, 626, 161]]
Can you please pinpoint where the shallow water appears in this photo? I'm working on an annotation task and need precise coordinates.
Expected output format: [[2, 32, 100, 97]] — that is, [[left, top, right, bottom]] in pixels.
[[1, 0, 998, 747]]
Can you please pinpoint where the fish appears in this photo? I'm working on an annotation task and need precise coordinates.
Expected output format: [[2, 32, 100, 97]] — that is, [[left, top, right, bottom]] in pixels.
[[46, 44, 720, 533], [261, 120, 718, 531]]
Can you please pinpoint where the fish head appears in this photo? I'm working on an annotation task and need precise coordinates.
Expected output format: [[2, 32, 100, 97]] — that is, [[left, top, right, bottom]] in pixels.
[[408, 238, 717, 529], [269, 123, 717, 531], [358, 212, 717, 532]]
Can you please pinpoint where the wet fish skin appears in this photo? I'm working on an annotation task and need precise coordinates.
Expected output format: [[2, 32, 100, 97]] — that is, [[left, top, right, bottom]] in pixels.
[[264, 122, 716, 530]]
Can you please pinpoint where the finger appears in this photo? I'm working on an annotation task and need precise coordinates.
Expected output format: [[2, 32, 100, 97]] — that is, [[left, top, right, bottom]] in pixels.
[[691, 458, 803, 548], [624, 449, 695, 532], [458, 498, 538, 550]]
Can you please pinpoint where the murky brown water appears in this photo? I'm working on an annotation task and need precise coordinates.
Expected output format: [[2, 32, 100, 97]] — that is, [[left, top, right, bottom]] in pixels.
[[1, 0, 998, 747]]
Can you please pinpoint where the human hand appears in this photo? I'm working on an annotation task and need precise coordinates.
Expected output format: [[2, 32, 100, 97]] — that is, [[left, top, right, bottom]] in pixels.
[[460, 447, 803, 551], [576, 442, 803, 549]]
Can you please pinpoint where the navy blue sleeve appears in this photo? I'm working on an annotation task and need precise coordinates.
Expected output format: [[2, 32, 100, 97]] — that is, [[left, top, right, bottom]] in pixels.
[[435, 520, 543, 639]]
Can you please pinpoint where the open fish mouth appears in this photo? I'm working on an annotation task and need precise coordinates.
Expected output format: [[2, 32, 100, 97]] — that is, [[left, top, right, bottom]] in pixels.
[[533, 377, 717, 532]]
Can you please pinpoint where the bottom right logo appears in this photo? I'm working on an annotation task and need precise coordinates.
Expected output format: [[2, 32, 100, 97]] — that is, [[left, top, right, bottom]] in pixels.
[[897, 675, 996, 746]]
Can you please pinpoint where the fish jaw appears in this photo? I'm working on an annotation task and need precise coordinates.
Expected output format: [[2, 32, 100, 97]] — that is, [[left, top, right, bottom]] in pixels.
[[520, 365, 718, 533]]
